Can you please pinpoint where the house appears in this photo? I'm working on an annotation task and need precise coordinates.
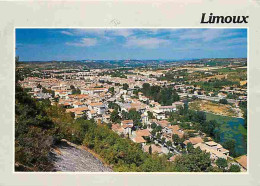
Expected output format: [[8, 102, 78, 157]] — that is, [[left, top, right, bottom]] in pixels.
[[121, 120, 134, 135], [121, 120, 134, 126], [34, 92, 52, 100], [169, 154, 179, 162], [112, 123, 124, 135], [204, 141, 229, 156], [153, 109, 166, 120], [218, 92, 227, 99], [132, 136, 146, 144], [158, 105, 176, 113], [87, 109, 97, 119], [65, 107, 88, 119], [73, 101, 85, 108], [194, 142, 228, 161], [141, 112, 149, 124], [184, 137, 204, 146], [74, 110, 84, 118], [172, 101, 184, 109], [156, 120, 170, 128], [135, 129, 151, 138], [88, 102, 106, 115], [122, 124, 133, 135], [168, 125, 184, 138], [130, 103, 146, 113], [143, 144, 163, 155], [235, 155, 247, 172], [102, 114, 110, 123]]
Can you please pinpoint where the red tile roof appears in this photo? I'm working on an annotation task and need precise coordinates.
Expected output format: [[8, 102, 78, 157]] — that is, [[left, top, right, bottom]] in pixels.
[[136, 129, 151, 137], [236, 155, 247, 170]]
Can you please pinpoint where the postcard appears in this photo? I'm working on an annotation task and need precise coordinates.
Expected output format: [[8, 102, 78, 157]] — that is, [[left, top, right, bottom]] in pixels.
[[0, 1, 260, 186]]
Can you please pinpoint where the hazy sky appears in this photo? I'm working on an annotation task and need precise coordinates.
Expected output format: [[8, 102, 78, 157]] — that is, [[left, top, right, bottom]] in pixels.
[[16, 28, 247, 61]]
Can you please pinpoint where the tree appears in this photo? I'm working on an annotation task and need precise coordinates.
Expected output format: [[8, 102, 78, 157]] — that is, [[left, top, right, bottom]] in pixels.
[[142, 83, 151, 95], [71, 85, 81, 94], [149, 145, 152, 155], [172, 134, 180, 145], [37, 83, 42, 89], [123, 83, 129, 90], [161, 137, 166, 144], [128, 108, 141, 126], [187, 142, 194, 153], [174, 148, 211, 172], [108, 87, 115, 95], [216, 158, 228, 170], [151, 129, 156, 136], [219, 99, 228, 104], [155, 125, 162, 133], [228, 164, 241, 172], [223, 139, 237, 157], [15, 80, 55, 171], [151, 122, 157, 129], [156, 133, 161, 140], [166, 140, 172, 147], [70, 85, 75, 90], [147, 111, 154, 120], [110, 110, 121, 123]]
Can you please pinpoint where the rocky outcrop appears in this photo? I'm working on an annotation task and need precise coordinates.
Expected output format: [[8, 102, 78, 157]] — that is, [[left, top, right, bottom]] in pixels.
[[51, 140, 112, 172]]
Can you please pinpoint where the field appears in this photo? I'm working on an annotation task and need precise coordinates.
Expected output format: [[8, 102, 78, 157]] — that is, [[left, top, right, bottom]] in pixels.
[[189, 99, 238, 117]]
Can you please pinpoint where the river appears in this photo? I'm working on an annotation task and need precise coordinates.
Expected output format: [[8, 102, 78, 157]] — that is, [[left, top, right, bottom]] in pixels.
[[206, 113, 247, 155]]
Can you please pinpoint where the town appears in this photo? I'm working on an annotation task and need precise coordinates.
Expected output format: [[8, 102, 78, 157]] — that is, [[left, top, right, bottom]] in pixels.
[[17, 58, 247, 172]]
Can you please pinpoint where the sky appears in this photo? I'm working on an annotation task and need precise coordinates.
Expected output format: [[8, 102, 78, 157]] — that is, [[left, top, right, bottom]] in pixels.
[[16, 28, 247, 61]]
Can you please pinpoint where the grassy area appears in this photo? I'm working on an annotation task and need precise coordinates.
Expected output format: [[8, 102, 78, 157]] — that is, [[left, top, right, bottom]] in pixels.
[[189, 100, 238, 117]]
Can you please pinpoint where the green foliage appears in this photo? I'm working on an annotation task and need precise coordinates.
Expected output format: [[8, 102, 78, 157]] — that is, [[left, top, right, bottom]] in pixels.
[[223, 139, 237, 157], [174, 148, 212, 172], [227, 93, 238, 99], [228, 164, 241, 172], [166, 141, 172, 147], [108, 87, 115, 95], [15, 80, 55, 171], [141, 83, 179, 106], [37, 84, 42, 88], [187, 142, 194, 153], [42, 87, 55, 97], [108, 102, 121, 111], [73, 88, 81, 94], [151, 122, 157, 129], [172, 134, 180, 145], [110, 110, 121, 123], [193, 79, 239, 92], [216, 158, 228, 170], [147, 111, 155, 120], [121, 109, 141, 127], [175, 107, 221, 143], [81, 120, 175, 172], [219, 99, 228, 104], [149, 146, 152, 155], [123, 83, 129, 90], [128, 109, 141, 126], [239, 101, 247, 129]]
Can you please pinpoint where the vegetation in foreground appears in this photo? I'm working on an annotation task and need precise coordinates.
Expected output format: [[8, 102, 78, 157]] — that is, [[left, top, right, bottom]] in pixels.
[[15, 58, 243, 172]]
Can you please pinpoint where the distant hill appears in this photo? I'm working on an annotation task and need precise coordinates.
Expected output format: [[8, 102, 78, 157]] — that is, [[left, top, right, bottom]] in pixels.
[[19, 58, 247, 69]]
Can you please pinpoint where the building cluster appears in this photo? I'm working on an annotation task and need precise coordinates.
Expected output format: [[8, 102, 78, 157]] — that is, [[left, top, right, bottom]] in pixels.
[[19, 66, 247, 171]]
